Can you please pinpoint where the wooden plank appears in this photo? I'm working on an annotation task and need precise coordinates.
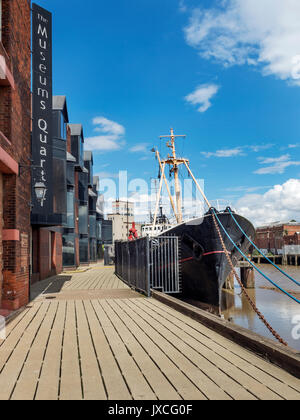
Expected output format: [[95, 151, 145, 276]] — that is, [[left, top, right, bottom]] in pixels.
[[0, 303, 42, 373], [0, 302, 49, 400], [114, 299, 208, 400], [91, 299, 156, 400], [72, 275, 91, 290], [83, 300, 131, 400], [103, 299, 181, 400], [150, 298, 300, 391], [11, 302, 58, 400], [0, 304, 41, 358], [59, 300, 82, 400], [75, 300, 107, 400], [133, 299, 256, 400], [125, 299, 281, 401], [35, 301, 67, 400], [89, 273, 103, 290], [95, 275, 104, 289], [1, 307, 31, 339], [103, 272, 114, 289]]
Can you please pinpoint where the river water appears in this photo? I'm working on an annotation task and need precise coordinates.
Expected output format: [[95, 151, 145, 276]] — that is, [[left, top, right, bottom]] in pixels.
[[221, 265, 300, 351]]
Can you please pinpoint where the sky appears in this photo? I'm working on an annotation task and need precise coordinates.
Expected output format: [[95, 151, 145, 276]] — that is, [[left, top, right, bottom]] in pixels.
[[37, 0, 300, 225]]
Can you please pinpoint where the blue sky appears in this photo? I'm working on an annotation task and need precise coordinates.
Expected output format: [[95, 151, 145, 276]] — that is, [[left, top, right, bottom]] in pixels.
[[37, 0, 300, 224]]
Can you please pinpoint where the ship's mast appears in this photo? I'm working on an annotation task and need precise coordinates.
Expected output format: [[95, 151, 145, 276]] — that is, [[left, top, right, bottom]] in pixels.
[[159, 128, 188, 225], [152, 128, 211, 229]]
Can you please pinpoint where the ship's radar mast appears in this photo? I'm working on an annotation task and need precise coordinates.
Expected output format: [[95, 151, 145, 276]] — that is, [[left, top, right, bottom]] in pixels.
[[153, 129, 189, 226]]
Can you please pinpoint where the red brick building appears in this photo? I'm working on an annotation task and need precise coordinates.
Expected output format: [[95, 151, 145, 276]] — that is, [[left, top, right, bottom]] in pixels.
[[0, 0, 31, 311], [256, 222, 300, 256]]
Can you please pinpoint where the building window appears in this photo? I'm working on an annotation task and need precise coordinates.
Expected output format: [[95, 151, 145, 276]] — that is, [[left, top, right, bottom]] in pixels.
[[67, 189, 75, 229], [61, 112, 66, 140], [79, 237, 89, 263], [89, 215, 96, 239], [67, 163, 75, 186], [97, 220, 102, 240], [78, 205, 88, 235], [63, 233, 75, 267], [90, 238, 97, 262], [80, 137, 84, 167], [53, 157, 67, 215]]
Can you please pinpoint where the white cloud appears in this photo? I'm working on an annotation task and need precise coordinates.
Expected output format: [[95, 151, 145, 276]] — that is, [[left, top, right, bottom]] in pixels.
[[201, 144, 274, 159], [202, 147, 244, 158], [236, 179, 300, 226], [249, 144, 274, 152], [130, 143, 149, 153], [85, 117, 125, 152], [255, 154, 300, 175], [227, 185, 271, 193], [185, 83, 220, 112], [184, 0, 300, 85], [92, 117, 125, 136]]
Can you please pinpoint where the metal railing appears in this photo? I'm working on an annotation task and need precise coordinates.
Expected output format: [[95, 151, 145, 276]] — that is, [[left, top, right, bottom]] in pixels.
[[149, 236, 181, 294], [115, 236, 181, 297]]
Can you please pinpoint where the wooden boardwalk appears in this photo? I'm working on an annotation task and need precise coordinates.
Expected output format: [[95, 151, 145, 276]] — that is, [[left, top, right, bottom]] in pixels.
[[0, 266, 300, 400]]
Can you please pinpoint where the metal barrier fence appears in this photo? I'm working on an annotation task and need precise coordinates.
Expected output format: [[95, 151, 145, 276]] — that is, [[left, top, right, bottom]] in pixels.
[[115, 236, 181, 297]]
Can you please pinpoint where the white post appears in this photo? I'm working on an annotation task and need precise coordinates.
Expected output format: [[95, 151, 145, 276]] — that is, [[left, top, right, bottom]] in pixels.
[[152, 162, 166, 229]]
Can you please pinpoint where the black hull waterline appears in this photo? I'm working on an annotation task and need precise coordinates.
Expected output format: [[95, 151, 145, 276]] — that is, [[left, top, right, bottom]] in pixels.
[[160, 210, 255, 309]]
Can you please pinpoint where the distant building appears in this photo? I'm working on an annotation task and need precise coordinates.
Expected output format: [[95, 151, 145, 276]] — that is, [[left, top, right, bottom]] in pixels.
[[112, 200, 134, 217], [108, 200, 135, 242], [256, 221, 300, 256]]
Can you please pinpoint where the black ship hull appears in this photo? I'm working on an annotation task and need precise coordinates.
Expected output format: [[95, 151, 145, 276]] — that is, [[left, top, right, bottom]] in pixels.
[[161, 210, 255, 310]]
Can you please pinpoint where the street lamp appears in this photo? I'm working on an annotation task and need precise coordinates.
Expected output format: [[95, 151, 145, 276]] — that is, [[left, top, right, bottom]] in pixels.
[[34, 182, 47, 205], [19, 161, 47, 207]]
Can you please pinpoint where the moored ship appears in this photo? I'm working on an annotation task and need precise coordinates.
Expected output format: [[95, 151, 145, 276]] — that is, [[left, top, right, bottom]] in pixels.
[[150, 129, 255, 311]]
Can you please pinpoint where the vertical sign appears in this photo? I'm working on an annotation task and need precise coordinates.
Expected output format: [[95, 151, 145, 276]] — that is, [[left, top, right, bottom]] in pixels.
[[32, 4, 53, 214]]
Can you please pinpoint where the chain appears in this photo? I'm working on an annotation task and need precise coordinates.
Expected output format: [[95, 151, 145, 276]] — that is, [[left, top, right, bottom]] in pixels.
[[211, 211, 288, 347]]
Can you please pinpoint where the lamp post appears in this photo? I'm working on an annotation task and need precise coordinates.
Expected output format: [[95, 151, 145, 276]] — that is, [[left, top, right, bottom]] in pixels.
[[19, 162, 46, 208], [34, 182, 47, 207]]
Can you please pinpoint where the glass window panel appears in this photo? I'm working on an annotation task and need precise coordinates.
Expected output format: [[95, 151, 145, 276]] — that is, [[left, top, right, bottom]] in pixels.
[[53, 158, 67, 215], [78, 172, 88, 203], [67, 163, 75, 186], [89, 239, 97, 262], [63, 233, 75, 267], [89, 215, 96, 238], [79, 206, 88, 235], [67, 190, 75, 228], [80, 138, 84, 168], [79, 237, 89, 263], [97, 221, 102, 240]]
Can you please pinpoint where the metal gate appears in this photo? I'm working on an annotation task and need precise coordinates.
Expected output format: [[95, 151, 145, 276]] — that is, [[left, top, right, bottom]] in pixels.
[[149, 236, 181, 294], [115, 236, 181, 297]]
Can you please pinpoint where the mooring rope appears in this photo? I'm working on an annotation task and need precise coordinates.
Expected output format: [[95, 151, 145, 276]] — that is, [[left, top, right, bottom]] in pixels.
[[211, 208, 288, 346], [228, 208, 300, 288], [176, 165, 290, 345], [212, 209, 300, 305]]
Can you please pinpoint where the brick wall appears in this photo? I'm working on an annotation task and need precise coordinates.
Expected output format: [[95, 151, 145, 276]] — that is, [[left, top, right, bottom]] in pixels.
[[256, 225, 300, 252], [0, 174, 3, 303], [0, 0, 31, 310]]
